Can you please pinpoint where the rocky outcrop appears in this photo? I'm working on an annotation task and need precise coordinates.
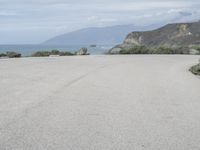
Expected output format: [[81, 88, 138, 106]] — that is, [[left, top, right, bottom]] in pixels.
[[109, 21, 200, 54], [75, 48, 89, 55]]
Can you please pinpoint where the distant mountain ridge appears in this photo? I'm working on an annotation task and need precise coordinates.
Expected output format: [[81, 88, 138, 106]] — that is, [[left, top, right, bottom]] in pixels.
[[109, 21, 200, 54], [43, 24, 162, 45]]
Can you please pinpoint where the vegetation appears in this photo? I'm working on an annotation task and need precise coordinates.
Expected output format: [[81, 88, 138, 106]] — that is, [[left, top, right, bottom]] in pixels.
[[151, 47, 174, 54], [32, 51, 51, 57], [119, 46, 149, 54], [0, 53, 7, 57], [119, 46, 176, 54], [31, 50, 74, 57], [190, 60, 200, 76], [1, 49, 87, 58], [118, 46, 197, 55], [51, 50, 60, 55], [191, 46, 200, 53], [59, 51, 74, 56], [0, 51, 21, 58], [6, 51, 22, 58]]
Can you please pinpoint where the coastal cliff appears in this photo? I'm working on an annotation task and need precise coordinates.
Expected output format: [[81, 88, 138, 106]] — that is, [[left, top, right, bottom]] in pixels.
[[109, 21, 200, 54]]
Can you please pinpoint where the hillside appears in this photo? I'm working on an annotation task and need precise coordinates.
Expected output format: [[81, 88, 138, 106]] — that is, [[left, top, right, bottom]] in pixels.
[[43, 24, 161, 45], [109, 21, 200, 54]]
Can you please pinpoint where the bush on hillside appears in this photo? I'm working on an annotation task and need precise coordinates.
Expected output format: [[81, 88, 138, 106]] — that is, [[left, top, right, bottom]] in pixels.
[[119, 46, 175, 54], [119, 46, 149, 54], [152, 47, 174, 54], [191, 46, 200, 53]]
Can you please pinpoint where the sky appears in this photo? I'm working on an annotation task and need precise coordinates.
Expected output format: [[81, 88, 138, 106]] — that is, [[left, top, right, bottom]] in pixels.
[[0, 0, 200, 44]]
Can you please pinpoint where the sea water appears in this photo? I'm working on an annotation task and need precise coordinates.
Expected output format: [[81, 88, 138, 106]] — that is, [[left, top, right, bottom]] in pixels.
[[0, 44, 114, 56]]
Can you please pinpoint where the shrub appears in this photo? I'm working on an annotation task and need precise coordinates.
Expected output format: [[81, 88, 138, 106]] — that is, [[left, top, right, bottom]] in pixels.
[[191, 46, 200, 53], [119, 46, 175, 54], [190, 61, 200, 75], [152, 47, 174, 54], [31, 51, 51, 57], [173, 47, 190, 54], [31, 50, 74, 57], [0, 53, 7, 57], [59, 51, 74, 56], [51, 50, 60, 55], [120, 46, 149, 54], [6, 51, 21, 58]]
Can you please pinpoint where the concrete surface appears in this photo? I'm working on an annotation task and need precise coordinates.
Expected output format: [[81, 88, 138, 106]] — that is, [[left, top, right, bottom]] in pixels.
[[0, 55, 200, 150]]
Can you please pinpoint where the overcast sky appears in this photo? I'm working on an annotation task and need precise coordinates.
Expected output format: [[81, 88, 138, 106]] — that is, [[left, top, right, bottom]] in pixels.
[[0, 0, 200, 44]]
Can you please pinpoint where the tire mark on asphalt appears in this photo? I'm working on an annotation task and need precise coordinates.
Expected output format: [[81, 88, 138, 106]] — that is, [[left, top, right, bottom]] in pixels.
[[0, 64, 109, 129]]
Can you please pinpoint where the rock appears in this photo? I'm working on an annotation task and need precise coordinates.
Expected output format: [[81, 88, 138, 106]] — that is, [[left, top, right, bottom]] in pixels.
[[189, 49, 200, 55], [109, 47, 122, 54], [75, 48, 89, 55]]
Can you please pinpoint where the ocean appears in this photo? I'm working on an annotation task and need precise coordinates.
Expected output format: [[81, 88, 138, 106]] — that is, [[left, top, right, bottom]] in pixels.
[[0, 44, 114, 56]]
